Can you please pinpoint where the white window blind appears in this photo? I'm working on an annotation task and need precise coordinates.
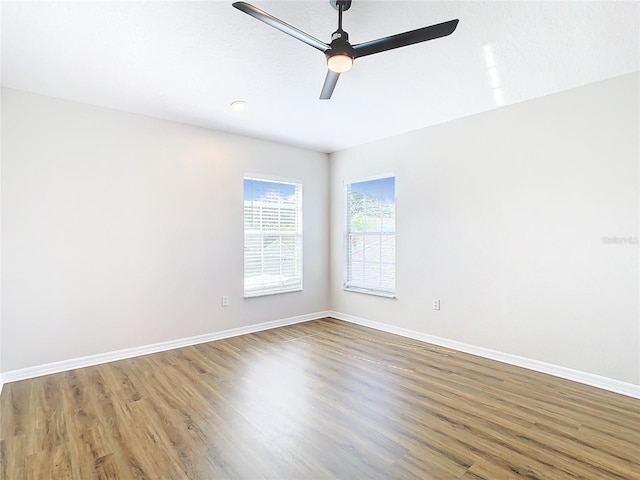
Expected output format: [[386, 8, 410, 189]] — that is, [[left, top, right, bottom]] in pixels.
[[344, 175, 395, 297], [244, 175, 303, 297]]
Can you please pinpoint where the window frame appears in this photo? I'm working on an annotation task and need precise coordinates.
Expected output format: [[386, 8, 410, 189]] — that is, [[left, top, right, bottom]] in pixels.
[[243, 173, 303, 298], [343, 173, 396, 298]]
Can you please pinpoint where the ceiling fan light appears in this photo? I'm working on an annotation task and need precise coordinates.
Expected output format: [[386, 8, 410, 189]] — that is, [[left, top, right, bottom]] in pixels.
[[327, 53, 353, 73]]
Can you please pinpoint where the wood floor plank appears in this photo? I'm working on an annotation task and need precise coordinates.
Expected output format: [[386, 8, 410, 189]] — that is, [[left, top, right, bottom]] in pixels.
[[1, 317, 639, 479]]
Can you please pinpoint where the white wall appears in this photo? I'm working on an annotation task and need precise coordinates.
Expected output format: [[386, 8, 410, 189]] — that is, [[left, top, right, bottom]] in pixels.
[[3, 73, 638, 388], [1, 88, 329, 372], [330, 72, 639, 385], [0, 89, 3, 388]]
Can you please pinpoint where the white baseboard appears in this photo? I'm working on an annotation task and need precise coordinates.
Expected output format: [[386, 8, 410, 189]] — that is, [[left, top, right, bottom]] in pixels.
[[4, 310, 638, 400], [330, 311, 640, 399], [1, 311, 331, 386]]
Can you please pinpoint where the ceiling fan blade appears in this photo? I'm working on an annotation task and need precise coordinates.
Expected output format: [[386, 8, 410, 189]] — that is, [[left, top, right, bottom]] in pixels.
[[320, 70, 340, 99], [353, 19, 459, 59], [233, 2, 329, 52]]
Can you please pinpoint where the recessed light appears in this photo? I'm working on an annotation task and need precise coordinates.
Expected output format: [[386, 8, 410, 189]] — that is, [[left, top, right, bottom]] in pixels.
[[230, 100, 248, 112]]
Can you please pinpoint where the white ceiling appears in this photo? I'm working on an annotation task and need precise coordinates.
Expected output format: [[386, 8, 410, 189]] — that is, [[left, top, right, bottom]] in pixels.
[[2, 1, 639, 153]]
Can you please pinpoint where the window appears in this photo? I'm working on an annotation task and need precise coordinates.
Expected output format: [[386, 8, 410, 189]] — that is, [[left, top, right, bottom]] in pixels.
[[344, 175, 395, 297], [244, 175, 302, 297]]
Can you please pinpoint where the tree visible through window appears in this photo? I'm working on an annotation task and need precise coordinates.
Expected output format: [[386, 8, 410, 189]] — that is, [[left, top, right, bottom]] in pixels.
[[244, 175, 302, 297], [345, 175, 395, 296]]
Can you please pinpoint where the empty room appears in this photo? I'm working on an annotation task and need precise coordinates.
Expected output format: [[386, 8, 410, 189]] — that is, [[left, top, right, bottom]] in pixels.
[[1, 1, 639, 479]]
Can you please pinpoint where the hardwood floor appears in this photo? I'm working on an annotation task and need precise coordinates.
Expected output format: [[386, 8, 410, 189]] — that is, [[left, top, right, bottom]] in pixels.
[[1, 318, 639, 479]]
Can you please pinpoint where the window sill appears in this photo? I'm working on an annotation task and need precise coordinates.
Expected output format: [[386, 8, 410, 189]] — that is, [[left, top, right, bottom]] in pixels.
[[343, 286, 396, 298], [244, 287, 303, 298]]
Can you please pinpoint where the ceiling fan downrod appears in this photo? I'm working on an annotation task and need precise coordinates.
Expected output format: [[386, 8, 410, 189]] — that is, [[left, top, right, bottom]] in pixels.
[[326, 1, 354, 74]]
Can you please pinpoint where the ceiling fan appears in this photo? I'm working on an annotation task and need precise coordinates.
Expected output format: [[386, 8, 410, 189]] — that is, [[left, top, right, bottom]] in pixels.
[[232, 0, 459, 99]]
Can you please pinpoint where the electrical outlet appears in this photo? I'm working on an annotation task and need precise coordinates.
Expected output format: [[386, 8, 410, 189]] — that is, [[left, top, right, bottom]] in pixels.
[[433, 299, 440, 310], [222, 296, 229, 307]]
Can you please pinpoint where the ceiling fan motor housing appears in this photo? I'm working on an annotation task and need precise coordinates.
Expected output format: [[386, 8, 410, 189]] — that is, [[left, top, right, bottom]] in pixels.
[[326, 29, 354, 61]]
